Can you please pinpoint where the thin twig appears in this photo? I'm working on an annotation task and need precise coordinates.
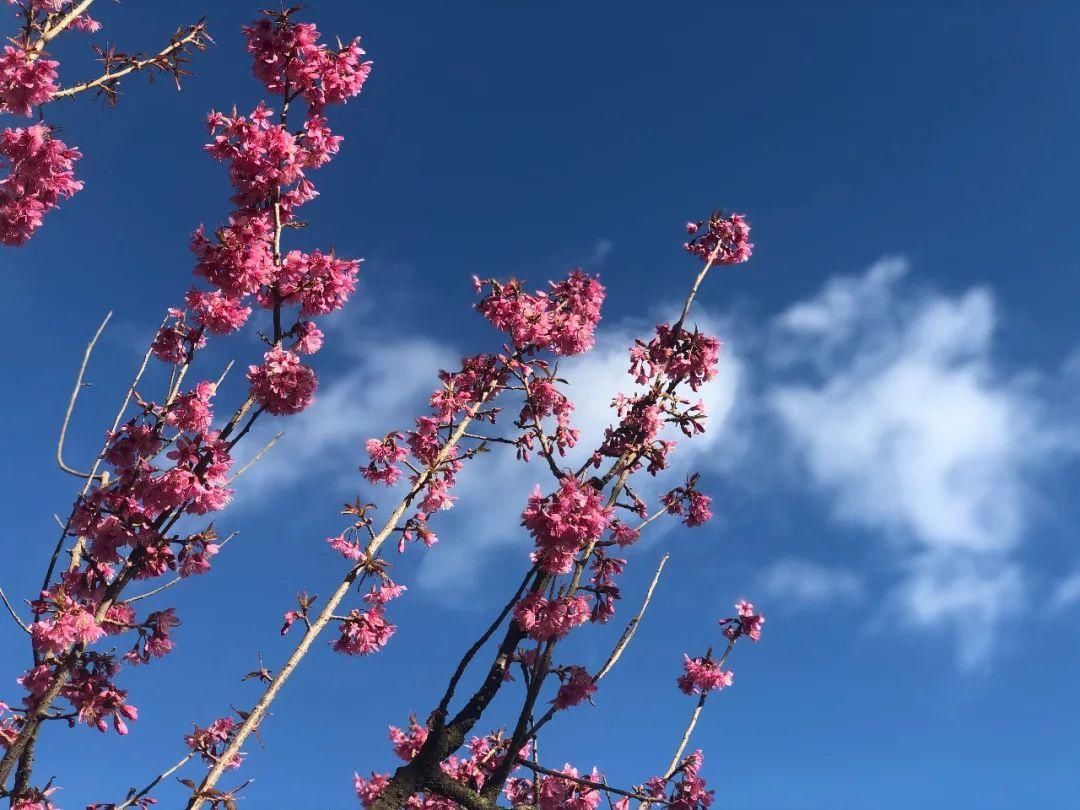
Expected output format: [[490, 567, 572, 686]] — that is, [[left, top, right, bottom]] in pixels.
[[229, 432, 284, 482], [215, 360, 235, 388], [0, 584, 30, 634], [43, 315, 165, 594], [594, 554, 669, 681], [434, 567, 535, 722], [113, 752, 194, 810], [57, 311, 112, 480]]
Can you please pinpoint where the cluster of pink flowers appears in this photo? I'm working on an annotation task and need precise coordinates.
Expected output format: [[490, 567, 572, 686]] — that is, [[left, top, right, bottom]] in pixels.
[[587, 547, 626, 623], [0, 0, 110, 246], [242, 11, 371, 111], [0, 123, 82, 245], [513, 592, 591, 642], [279, 249, 361, 315], [677, 655, 734, 696], [474, 269, 605, 356], [20, 653, 138, 736], [332, 607, 396, 656], [662, 479, 714, 528], [678, 602, 765, 696], [521, 476, 613, 575], [633, 751, 714, 810], [247, 347, 319, 415], [388, 715, 429, 761], [185, 715, 244, 770], [0, 45, 57, 116], [0, 701, 17, 751], [552, 665, 596, 710], [630, 324, 722, 392], [722, 600, 765, 643], [28, 592, 103, 656], [506, 765, 602, 810], [517, 374, 579, 458], [0, 14, 375, 773], [684, 212, 752, 265], [179, 9, 370, 418], [356, 728, 530, 807]]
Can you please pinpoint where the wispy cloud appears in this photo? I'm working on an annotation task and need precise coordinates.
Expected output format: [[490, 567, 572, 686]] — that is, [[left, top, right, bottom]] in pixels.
[[764, 258, 1074, 667], [756, 558, 864, 607]]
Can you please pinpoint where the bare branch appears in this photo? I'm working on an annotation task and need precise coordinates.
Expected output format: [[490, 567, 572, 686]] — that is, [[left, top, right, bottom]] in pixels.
[[52, 20, 210, 103], [57, 311, 112, 480], [112, 752, 194, 810], [229, 432, 284, 483], [434, 567, 535, 723], [0, 583, 30, 635], [594, 553, 669, 682], [215, 360, 236, 388]]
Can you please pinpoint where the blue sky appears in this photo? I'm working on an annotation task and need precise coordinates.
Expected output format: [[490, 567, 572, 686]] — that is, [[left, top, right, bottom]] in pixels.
[[3, 1, 1080, 807]]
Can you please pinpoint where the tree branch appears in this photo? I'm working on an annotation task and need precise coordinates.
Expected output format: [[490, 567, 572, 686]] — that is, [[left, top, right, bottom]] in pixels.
[[57, 311, 112, 480]]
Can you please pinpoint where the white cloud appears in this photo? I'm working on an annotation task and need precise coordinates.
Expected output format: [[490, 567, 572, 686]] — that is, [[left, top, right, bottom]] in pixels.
[[890, 553, 1024, 669], [756, 558, 864, 607], [1051, 570, 1080, 612], [764, 258, 1068, 666]]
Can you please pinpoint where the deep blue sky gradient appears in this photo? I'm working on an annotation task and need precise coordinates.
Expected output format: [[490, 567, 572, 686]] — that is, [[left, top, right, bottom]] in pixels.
[[3, 2, 1079, 808]]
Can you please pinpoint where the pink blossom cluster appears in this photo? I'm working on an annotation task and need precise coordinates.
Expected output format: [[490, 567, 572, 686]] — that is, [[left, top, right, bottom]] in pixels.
[[676, 655, 734, 696], [684, 212, 752, 265], [661, 479, 714, 528], [356, 729, 530, 807], [513, 592, 591, 641], [20, 652, 138, 735], [9, 785, 59, 810], [28, 592, 103, 656], [517, 373, 579, 459], [8, 1, 100, 34], [388, 715, 429, 761], [0, 701, 17, 751], [721, 600, 765, 643], [279, 249, 361, 315], [474, 269, 605, 356], [0, 45, 57, 116], [176, 10, 370, 418], [506, 765, 602, 810], [332, 607, 396, 656], [247, 347, 318, 416], [632, 751, 714, 810], [552, 665, 596, 710], [630, 324, 722, 392], [0, 0, 108, 247], [0, 123, 82, 245], [588, 547, 626, 623], [185, 715, 244, 770], [242, 11, 371, 111], [521, 476, 613, 575]]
